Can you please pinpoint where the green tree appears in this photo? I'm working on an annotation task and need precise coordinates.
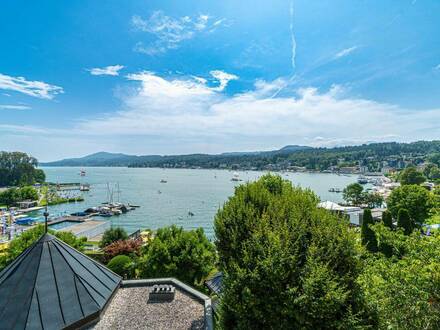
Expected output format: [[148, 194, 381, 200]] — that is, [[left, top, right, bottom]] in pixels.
[[361, 209, 377, 252], [363, 192, 384, 208], [343, 183, 364, 206], [399, 166, 426, 185], [397, 209, 413, 235], [215, 174, 367, 329], [387, 184, 434, 225], [100, 227, 128, 248], [0, 186, 39, 207], [0, 151, 44, 187], [107, 255, 134, 279], [381, 210, 393, 229], [358, 224, 440, 328], [138, 225, 216, 288]]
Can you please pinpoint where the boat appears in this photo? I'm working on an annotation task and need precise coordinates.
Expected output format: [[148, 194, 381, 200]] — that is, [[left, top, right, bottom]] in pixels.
[[79, 183, 90, 191], [231, 172, 241, 182], [188, 211, 194, 217], [160, 179, 167, 183], [357, 176, 368, 184], [79, 169, 86, 177]]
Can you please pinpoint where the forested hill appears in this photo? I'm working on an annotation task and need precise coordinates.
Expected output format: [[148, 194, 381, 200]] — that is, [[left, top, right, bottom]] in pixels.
[[41, 141, 440, 171]]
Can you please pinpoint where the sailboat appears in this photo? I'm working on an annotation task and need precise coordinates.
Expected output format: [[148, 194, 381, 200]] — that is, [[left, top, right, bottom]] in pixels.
[[231, 172, 241, 182]]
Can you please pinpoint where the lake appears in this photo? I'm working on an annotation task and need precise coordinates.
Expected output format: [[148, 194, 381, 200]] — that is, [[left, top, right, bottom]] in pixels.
[[41, 167, 358, 239]]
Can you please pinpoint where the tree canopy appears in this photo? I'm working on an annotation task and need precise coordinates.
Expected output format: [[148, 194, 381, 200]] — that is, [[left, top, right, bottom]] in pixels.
[[100, 227, 128, 248], [387, 184, 435, 224], [214, 174, 367, 329], [398, 166, 426, 185], [0, 186, 39, 207], [0, 151, 45, 187], [138, 225, 216, 288]]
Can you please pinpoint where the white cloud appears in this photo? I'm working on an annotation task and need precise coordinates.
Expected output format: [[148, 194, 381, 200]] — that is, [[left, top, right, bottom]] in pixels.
[[88, 65, 124, 76], [0, 104, 31, 110], [4, 72, 439, 159], [0, 73, 63, 99], [132, 11, 227, 55], [290, 1, 296, 70], [209, 70, 238, 91], [434, 64, 440, 71], [335, 46, 358, 59], [72, 73, 440, 147]]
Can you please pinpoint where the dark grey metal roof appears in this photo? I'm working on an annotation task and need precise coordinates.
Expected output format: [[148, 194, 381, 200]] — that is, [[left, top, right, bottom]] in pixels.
[[205, 272, 222, 295], [0, 233, 121, 330]]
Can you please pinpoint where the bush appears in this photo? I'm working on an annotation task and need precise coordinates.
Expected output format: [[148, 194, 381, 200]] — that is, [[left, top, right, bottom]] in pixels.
[[100, 227, 128, 248], [107, 255, 133, 278], [102, 238, 142, 263], [381, 210, 393, 229], [214, 174, 367, 329], [138, 225, 216, 288]]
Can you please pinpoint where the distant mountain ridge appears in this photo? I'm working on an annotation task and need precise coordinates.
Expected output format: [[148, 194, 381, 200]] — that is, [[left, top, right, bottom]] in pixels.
[[41, 145, 311, 167], [41, 141, 440, 171]]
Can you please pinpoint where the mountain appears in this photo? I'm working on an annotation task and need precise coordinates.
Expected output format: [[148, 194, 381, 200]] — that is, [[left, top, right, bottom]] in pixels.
[[41, 152, 157, 167], [41, 145, 311, 167]]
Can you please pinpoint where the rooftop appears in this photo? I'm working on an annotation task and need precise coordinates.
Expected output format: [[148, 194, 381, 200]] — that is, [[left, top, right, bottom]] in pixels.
[[93, 283, 206, 330]]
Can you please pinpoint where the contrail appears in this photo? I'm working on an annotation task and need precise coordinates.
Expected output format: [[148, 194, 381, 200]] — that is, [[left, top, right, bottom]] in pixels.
[[290, 1, 296, 71]]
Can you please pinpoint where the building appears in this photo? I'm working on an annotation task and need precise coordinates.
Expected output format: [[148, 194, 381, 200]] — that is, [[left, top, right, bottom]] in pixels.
[[318, 201, 363, 226], [0, 233, 213, 329]]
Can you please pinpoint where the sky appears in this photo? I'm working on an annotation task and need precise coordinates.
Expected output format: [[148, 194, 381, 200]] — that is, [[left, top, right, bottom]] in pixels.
[[0, 0, 440, 161]]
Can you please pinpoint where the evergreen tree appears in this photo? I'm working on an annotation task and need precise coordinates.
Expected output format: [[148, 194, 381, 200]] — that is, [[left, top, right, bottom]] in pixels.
[[381, 210, 393, 229], [361, 209, 377, 252], [397, 209, 413, 235]]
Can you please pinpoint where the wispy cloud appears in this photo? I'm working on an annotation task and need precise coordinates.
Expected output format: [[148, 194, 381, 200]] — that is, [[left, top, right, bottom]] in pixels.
[[132, 11, 227, 55], [0, 73, 63, 100], [0, 104, 31, 110], [209, 70, 238, 91], [335, 46, 358, 59], [88, 65, 124, 76], [290, 2, 296, 71], [434, 64, 440, 71]]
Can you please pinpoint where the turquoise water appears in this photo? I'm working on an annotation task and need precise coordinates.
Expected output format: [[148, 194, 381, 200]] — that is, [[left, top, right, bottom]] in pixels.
[[41, 167, 358, 239]]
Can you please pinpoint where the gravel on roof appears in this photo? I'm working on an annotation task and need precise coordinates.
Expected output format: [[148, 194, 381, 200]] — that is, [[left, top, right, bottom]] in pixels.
[[92, 286, 205, 330]]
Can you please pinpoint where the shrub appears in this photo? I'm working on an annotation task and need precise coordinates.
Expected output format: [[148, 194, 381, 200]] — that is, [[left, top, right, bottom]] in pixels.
[[107, 255, 133, 278], [138, 225, 216, 288], [102, 238, 142, 263], [100, 227, 128, 248]]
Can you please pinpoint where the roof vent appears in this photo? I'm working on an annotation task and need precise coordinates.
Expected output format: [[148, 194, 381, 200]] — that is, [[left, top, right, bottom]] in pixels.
[[149, 284, 175, 302]]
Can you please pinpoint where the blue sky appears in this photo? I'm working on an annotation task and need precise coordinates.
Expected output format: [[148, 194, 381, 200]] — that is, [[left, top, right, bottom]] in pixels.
[[1, 0, 439, 161]]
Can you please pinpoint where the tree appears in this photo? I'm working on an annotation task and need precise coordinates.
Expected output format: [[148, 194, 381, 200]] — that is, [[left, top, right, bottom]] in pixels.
[[107, 255, 134, 279], [363, 192, 384, 208], [387, 185, 434, 225], [343, 183, 364, 206], [399, 167, 426, 185], [381, 210, 393, 229], [100, 227, 128, 248], [138, 225, 216, 288], [361, 209, 377, 252], [397, 209, 413, 235], [214, 174, 367, 329], [0, 151, 44, 187], [358, 224, 440, 329], [0, 186, 39, 207]]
